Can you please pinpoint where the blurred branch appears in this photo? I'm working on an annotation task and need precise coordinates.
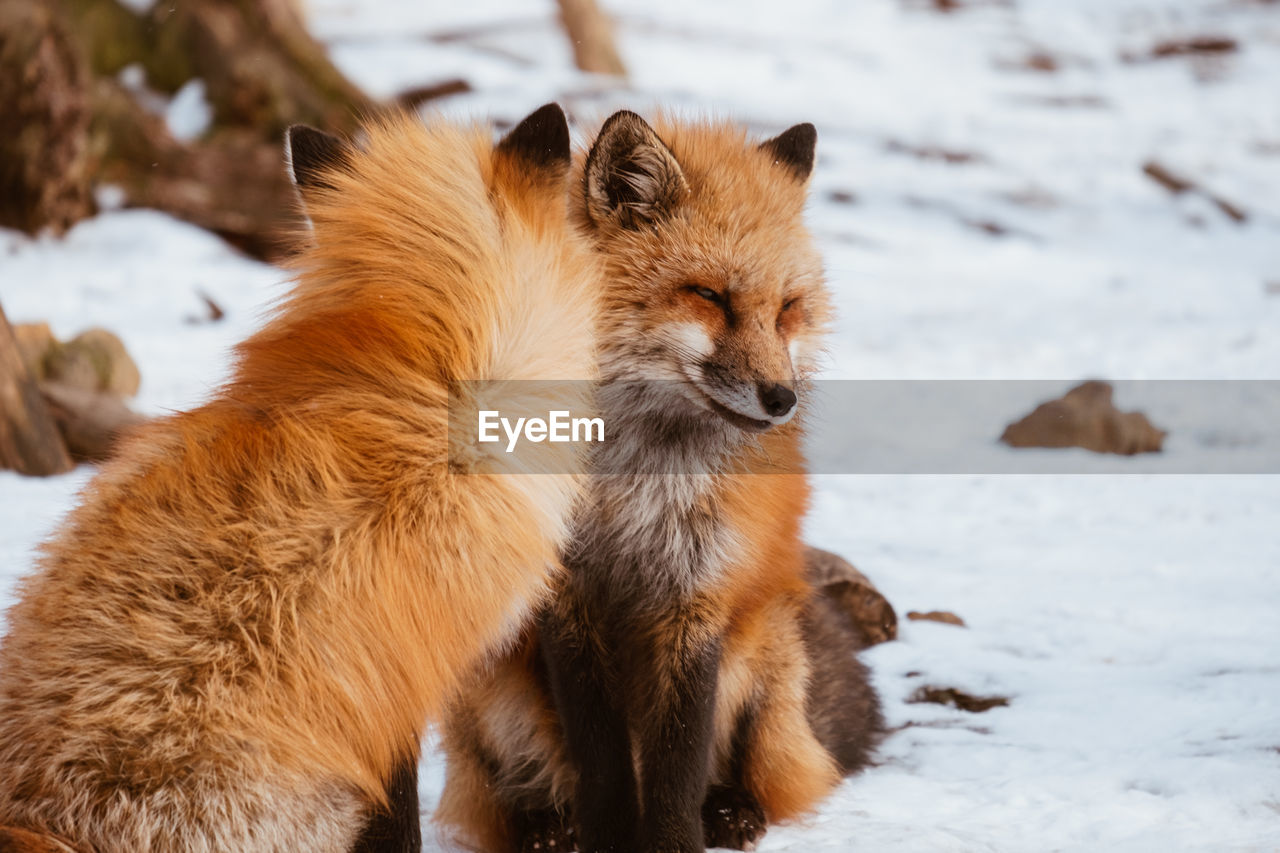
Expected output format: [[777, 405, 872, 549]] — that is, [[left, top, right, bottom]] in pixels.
[[556, 0, 627, 77], [1143, 160, 1248, 224]]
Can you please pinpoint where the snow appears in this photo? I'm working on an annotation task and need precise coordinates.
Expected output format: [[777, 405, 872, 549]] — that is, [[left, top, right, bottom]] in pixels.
[[166, 78, 214, 142], [3, 0, 1278, 850]]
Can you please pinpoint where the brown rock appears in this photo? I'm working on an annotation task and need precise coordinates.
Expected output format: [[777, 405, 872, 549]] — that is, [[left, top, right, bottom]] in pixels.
[[44, 328, 141, 398], [1000, 380, 1166, 456], [805, 546, 898, 647], [40, 383, 147, 463], [907, 610, 966, 627]]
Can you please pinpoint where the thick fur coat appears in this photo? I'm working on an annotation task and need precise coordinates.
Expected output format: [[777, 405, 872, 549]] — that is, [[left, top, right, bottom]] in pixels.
[[437, 113, 882, 853], [0, 106, 597, 852]]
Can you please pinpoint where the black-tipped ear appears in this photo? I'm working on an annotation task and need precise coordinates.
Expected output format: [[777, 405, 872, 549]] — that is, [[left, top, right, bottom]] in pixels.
[[584, 110, 688, 230], [760, 123, 817, 180], [497, 103, 571, 172], [286, 125, 350, 190]]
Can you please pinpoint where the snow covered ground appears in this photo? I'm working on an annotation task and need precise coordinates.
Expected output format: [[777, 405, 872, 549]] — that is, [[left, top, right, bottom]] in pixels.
[[2, 0, 1278, 849]]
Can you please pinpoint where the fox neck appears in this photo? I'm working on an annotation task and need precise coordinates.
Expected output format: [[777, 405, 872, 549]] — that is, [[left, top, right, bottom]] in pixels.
[[562, 384, 762, 602], [593, 372, 763, 471]]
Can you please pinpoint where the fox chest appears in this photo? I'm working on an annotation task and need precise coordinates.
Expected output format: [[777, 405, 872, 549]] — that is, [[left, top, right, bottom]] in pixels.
[[566, 473, 744, 598]]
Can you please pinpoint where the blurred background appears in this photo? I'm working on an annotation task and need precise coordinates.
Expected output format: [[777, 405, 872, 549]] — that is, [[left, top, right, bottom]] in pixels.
[[1, 1, 1278, 849]]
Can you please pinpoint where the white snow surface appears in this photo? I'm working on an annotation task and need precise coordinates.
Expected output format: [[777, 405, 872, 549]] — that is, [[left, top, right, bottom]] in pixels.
[[2, 0, 1279, 850]]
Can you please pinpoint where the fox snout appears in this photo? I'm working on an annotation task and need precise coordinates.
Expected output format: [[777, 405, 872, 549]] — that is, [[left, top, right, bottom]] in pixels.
[[760, 382, 797, 418], [688, 358, 801, 433]]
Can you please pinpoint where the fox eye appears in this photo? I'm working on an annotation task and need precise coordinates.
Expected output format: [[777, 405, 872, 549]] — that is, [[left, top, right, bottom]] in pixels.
[[781, 297, 800, 312], [689, 286, 724, 304]]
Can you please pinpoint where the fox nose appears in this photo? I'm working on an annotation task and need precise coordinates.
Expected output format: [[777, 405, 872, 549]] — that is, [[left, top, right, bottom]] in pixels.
[[759, 383, 797, 418]]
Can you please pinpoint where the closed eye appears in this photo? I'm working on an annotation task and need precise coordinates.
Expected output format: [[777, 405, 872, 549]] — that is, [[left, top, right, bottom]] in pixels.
[[777, 296, 800, 331], [689, 285, 724, 305]]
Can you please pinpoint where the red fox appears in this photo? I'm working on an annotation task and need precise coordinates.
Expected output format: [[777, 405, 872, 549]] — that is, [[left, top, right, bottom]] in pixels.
[[436, 112, 882, 853], [0, 104, 598, 852]]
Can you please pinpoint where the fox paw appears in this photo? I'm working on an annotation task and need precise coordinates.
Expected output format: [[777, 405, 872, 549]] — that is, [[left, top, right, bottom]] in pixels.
[[701, 785, 767, 851], [517, 809, 577, 853]]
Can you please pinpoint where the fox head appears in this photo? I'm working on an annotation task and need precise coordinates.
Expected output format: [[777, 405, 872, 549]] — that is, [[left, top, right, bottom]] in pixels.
[[577, 111, 830, 434]]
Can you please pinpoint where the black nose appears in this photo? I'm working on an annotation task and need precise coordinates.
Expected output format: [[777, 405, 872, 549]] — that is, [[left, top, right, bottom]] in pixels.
[[759, 383, 797, 418]]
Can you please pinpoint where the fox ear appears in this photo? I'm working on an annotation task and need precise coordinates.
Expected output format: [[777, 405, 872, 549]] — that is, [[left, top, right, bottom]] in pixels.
[[760, 123, 816, 180], [584, 110, 688, 230], [497, 103, 571, 174], [286, 125, 351, 192]]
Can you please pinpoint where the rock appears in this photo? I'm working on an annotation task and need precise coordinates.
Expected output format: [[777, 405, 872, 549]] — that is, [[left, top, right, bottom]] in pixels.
[[1000, 380, 1166, 456], [907, 610, 966, 627], [40, 382, 147, 463], [3, 319, 146, 469], [805, 546, 898, 647], [44, 327, 141, 397]]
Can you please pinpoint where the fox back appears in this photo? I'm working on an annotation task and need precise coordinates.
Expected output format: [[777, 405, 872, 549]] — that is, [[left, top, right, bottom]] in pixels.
[[0, 105, 598, 852]]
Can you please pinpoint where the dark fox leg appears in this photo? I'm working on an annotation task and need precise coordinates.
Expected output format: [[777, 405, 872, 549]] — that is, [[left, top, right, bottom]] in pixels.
[[352, 749, 422, 853], [701, 784, 767, 852], [632, 617, 722, 853], [537, 603, 639, 853], [801, 592, 884, 776], [514, 807, 576, 853], [701, 709, 767, 851]]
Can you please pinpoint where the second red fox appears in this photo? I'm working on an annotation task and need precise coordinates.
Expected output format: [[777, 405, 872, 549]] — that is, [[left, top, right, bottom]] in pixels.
[[437, 112, 883, 853]]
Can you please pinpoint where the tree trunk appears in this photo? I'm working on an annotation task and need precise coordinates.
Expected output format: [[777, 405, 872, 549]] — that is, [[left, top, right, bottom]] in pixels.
[[0, 305, 75, 477], [1, 0, 626, 259], [0, 0, 376, 261], [0, 0, 94, 236]]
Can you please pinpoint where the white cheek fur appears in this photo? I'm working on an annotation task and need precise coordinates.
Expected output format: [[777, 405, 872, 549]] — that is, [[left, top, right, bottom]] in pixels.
[[667, 322, 716, 360], [789, 335, 817, 371]]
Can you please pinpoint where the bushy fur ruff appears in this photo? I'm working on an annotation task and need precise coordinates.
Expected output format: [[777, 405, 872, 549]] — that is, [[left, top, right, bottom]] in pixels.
[[0, 108, 598, 852]]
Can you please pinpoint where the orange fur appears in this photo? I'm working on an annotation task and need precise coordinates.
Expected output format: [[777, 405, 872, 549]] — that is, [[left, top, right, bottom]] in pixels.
[[439, 115, 853, 852], [712, 462, 842, 822], [0, 111, 598, 852]]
